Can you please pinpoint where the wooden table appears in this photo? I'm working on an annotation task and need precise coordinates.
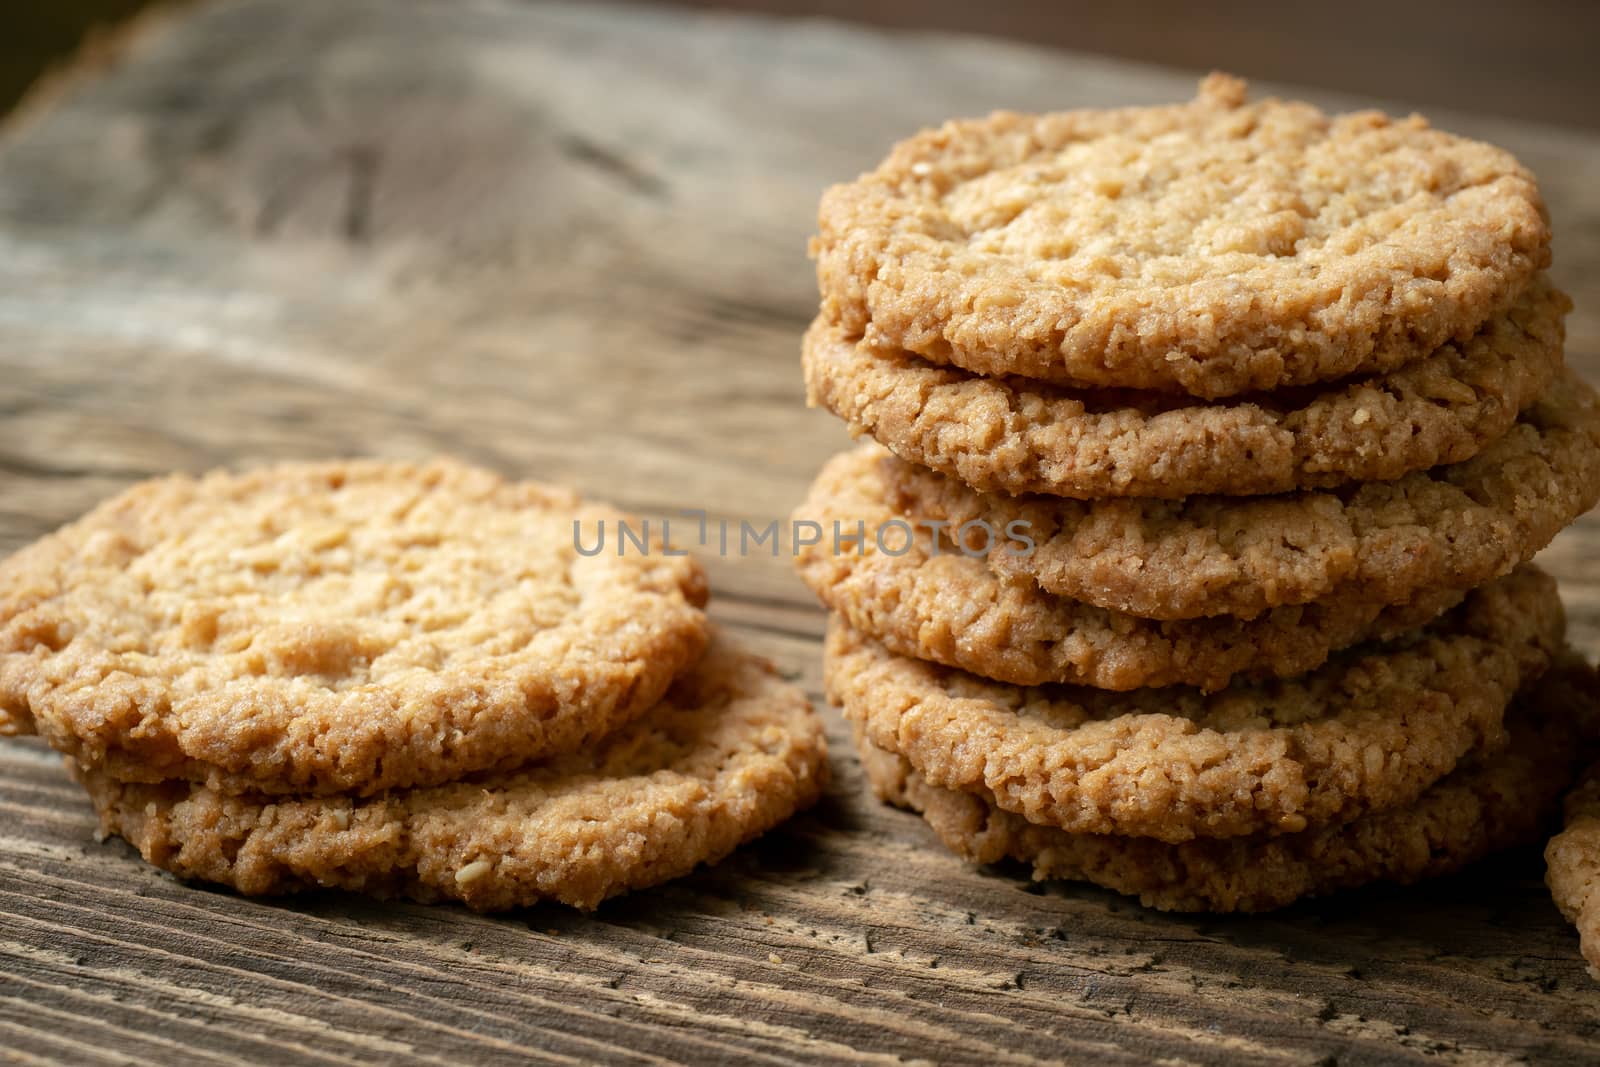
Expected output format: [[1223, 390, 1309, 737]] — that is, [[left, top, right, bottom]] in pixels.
[[3, 2, 1599, 1063]]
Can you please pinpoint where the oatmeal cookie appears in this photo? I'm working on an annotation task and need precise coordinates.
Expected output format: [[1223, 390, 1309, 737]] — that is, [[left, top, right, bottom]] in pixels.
[[0, 459, 710, 796], [824, 565, 1564, 842], [795, 446, 1461, 691], [803, 278, 1567, 498], [1545, 756, 1600, 977], [815, 75, 1550, 399], [886, 373, 1600, 620], [75, 636, 828, 912], [856, 654, 1596, 912]]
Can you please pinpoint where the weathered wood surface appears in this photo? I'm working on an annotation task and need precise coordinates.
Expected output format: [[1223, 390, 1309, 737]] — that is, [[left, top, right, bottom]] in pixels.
[[2, 2, 1600, 1063]]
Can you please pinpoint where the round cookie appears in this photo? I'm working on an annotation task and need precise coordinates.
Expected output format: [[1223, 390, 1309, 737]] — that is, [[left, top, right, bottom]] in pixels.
[[824, 564, 1565, 843], [795, 446, 1463, 692], [1545, 758, 1600, 978], [886, 372, 1600, 620], [815, 74, 1550, 399], [804, 278, 1568, 499], [73, 637, 829, 912], [856, 654, 1597, 913], [0, 459, 711, 796]]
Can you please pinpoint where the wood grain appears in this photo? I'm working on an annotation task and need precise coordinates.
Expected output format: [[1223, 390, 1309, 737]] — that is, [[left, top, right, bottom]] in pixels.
[[1, 1, 1599, 1063]]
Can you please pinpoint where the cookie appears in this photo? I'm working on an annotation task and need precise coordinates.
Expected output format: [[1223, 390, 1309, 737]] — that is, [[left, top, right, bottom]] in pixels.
[[803, 277, 1567, 499], [856, 654, 1596, 912], [1545, 758, 1600, 977], [814, 74, 1550, 399], [0, 459, 711, 796], [74, 636, 828, 912], [824, 565, 1564, 843], [886, 372, 1600, 621], [795, 446, 1462, 692]]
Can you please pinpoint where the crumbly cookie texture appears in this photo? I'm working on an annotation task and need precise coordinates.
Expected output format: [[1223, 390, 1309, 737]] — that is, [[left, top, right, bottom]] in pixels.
[[1546, 760, 1600, 978], [795, 446, 1461, 692], [824, 566, 1564, 843], [815, 74, 1550, 399], [804, 278, 1567, 499], [857, 655, 1597, 912], [75, 637, 828, 912], [887, 372, 1600, 621], [0, 459, 710, 796]]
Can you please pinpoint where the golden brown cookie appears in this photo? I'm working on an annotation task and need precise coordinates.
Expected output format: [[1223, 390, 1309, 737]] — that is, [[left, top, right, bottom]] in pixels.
[[804, 278, 1567, 499], [1545, 758, 1600, 978], [857, 655, 1597, 912], [824, 565, 1564, 843], [815, 75, 1550, 399], [794, 446, 1461, 692], [0, 459, 710, 796], [74, 636, 828, 912], [886, 372, 1600, 620]]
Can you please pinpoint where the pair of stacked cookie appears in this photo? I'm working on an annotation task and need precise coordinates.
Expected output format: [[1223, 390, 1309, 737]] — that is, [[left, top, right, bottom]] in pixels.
[[797, 76, 1600, 911], [0, 460, 827, 910]]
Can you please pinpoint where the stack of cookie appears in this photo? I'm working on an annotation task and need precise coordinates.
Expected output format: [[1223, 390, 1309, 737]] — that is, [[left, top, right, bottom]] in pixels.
[[0, 459, 827, 910], [796, 75, 1600, 911]]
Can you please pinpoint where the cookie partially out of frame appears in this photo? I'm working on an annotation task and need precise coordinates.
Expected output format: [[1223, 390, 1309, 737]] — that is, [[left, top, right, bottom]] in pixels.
[[857, 655, 1596, 913], [76, 637, 828, 912], [795, 446, 1462, 692], [825, 565, 1564, 843], [0, 459, 710, 796], [804, 277, 1567, 499], [886, 373, 1600, 621], [815, 74, 1550, 399], [1545, 758, 1600, 978]]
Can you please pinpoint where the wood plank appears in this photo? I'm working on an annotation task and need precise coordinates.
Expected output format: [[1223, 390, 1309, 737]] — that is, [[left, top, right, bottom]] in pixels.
[[1, 1, 1599, 1063]]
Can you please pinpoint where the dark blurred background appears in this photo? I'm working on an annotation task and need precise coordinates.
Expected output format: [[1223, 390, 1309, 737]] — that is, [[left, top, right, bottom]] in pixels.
[[7, 0, 1599, 130], [1, 1, 153, 114]]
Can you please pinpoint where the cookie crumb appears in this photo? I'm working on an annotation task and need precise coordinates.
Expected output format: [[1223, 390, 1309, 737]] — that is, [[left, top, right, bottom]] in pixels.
[[455, 859, 493, 886]]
